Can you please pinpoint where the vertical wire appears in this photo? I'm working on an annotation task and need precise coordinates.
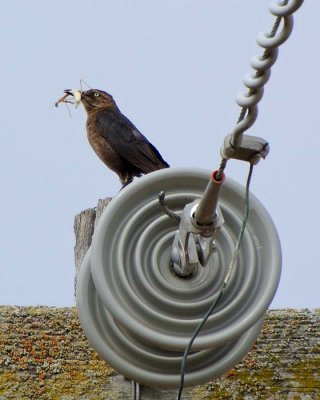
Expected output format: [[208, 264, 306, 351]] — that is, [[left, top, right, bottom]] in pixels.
[[177, 164, 254, 400]]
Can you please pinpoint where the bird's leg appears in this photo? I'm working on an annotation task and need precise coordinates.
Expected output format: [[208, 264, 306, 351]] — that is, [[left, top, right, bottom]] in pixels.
[[120, 176, 133, 190]]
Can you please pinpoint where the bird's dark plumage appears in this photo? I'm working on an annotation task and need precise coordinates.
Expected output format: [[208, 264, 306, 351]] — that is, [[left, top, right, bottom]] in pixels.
[[78, 89, 169, 187]]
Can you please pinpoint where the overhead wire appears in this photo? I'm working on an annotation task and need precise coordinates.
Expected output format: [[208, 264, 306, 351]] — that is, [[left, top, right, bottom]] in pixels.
[[215, 0, 289, 182]]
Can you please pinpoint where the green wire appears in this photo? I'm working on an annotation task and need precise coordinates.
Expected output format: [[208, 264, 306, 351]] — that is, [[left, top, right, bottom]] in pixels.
[[177, 164, 254, 400]]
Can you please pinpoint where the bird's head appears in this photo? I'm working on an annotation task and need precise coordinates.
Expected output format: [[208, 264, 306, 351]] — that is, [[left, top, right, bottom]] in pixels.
[[63, 88, 119, 114]]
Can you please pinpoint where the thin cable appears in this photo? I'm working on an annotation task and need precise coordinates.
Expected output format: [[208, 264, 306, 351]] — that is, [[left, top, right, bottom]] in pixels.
[[177, 163, 254, 400], [215, 158, 227, 181], [131, 381, 140, 400]]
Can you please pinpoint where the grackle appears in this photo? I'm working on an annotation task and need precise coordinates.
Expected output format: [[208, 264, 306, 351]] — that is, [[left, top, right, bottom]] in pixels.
[[65, 89, 169, 187]]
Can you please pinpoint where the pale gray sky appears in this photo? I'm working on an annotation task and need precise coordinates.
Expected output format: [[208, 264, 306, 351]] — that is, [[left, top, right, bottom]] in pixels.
[[1, 1, 318, 308]]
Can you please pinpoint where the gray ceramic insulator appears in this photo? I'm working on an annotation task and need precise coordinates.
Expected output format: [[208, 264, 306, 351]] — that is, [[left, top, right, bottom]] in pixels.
[[76, 167, 281, 388]]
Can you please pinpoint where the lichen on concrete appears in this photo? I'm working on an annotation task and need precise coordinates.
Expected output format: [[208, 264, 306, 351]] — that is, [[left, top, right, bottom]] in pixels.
[[0, 307, 319, 399]]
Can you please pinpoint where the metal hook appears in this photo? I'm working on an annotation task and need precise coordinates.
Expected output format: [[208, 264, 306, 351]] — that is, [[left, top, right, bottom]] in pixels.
[[158, 191, 181, 222]]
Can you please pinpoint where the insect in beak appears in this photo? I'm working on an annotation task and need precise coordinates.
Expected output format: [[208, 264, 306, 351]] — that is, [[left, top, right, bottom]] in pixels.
[[55, 89, 82, 108]]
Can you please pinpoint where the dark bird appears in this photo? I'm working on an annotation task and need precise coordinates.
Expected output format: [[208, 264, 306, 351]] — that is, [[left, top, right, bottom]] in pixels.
[[65, 89, 169, 187]]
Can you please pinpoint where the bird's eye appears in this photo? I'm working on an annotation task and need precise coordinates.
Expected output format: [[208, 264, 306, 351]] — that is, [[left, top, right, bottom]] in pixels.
[[94, 92, 100, 97]]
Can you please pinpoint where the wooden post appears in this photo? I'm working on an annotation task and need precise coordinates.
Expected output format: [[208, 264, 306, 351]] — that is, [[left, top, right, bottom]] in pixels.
[[73, 197, 111, 296]]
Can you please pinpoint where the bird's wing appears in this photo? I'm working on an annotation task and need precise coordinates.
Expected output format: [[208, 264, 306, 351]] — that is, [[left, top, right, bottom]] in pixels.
[[95, 110, 169, 173]]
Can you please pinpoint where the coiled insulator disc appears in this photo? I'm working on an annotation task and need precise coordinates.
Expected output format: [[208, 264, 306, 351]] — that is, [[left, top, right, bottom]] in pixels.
[[76, 167, 281, 388]]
